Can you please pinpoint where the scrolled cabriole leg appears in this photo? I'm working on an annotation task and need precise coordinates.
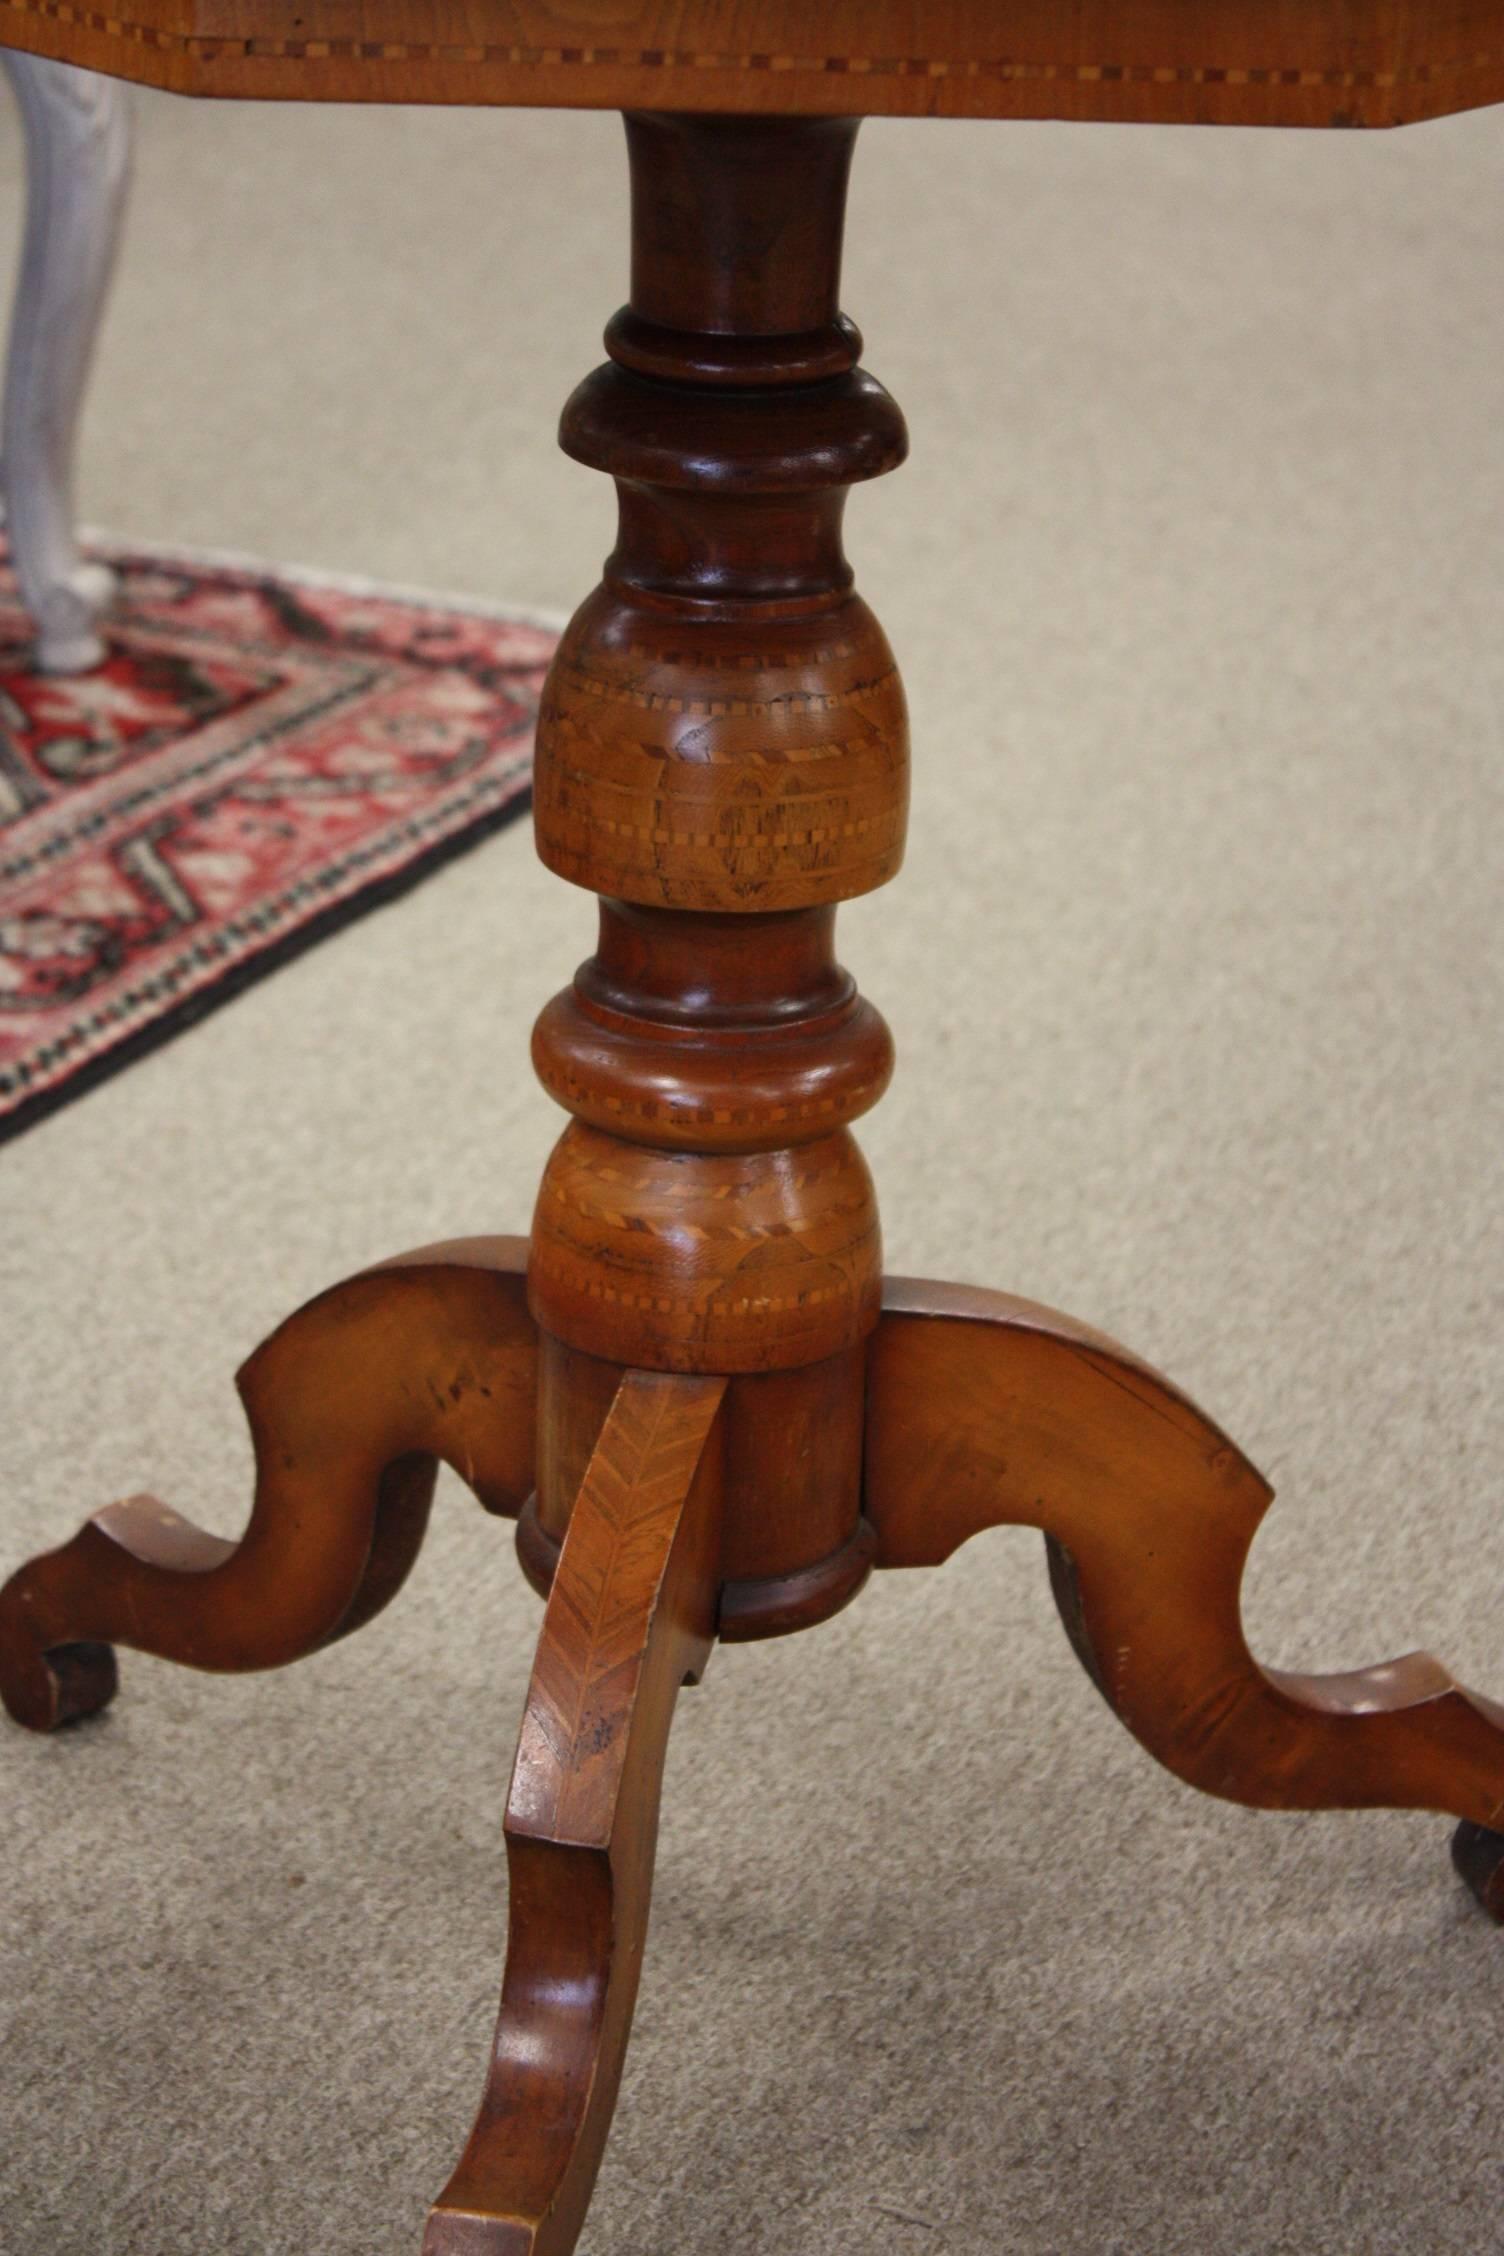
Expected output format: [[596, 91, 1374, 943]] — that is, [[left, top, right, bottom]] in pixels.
[[424, 1369, 726, 2256], [0, 1239, 538, 1731], [865, 1278, 1504, 1881]]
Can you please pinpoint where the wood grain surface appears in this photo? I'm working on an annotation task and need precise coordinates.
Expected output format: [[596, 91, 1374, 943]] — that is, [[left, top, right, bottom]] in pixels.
[[425, 1369, 725, 2256], [0, 1238, 538, 1732], [526, 114, 896, 1393], [521, 1332, 874, 1638], [1, 0, 1501, 125], [867, 1277, 1504, 1828]]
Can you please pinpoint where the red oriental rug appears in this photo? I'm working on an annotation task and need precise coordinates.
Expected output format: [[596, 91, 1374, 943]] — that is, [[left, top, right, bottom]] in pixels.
[[0, 540, 558, 1143]]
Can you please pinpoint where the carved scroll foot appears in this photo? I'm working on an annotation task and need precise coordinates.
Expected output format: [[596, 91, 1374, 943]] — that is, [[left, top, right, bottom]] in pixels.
[[867, 1278, 1504, 1855], [0, 1238, 538, 1732], [425, 1367, 725, 2256]]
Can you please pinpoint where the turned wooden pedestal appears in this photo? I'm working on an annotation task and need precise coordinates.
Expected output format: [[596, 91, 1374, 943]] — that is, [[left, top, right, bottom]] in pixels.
[[5, 10, 1504, 2251]]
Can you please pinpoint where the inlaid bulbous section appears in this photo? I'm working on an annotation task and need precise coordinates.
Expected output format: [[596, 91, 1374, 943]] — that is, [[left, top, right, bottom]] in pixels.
[[528, 1120, 881, 1373], [535, 111, 909, 921], [534, 584, 909, 911], [527, 110, 903, 1386]]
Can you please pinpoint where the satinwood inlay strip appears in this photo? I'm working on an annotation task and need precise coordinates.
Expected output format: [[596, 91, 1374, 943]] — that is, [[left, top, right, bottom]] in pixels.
[[508, 1368, 724, 1846], [0, 0, 1494, 91]]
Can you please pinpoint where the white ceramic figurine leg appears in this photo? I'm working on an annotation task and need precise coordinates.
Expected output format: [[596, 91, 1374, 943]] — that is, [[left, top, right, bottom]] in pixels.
[[0, 53, 130, 673]]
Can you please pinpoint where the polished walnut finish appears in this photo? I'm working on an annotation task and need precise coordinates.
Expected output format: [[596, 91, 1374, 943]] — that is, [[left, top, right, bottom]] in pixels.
[[5, 27, 1504, 2256]]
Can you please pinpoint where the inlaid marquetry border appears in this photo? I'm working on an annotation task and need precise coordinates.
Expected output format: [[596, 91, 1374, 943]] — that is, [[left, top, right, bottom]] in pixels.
[[0, 0, 1496, 95]]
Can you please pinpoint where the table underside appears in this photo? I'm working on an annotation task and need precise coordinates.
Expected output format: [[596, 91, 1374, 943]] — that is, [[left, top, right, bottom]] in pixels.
[[2, 0, 1503, 125]]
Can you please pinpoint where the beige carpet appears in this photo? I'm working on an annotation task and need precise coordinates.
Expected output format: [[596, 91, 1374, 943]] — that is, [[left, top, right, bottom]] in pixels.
[[3, 89, 1503, 2256]]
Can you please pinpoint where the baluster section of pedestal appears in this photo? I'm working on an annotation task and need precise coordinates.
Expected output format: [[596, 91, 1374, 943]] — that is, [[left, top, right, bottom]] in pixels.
[[524, 112, 909, 1637]]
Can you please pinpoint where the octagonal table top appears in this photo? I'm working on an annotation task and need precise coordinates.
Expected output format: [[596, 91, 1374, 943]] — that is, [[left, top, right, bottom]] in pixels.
[[2, 0, 1500, 125]]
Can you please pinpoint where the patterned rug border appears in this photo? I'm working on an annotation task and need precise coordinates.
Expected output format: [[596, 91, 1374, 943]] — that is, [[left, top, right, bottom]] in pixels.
[[0, 536, 560, 1147], [76, 529, 571, 637]]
